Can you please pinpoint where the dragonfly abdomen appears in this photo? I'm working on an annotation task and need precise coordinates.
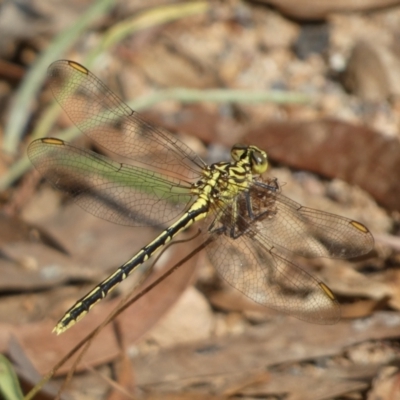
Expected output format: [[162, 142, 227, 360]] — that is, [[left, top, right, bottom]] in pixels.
[[53, 201, 209, 334]]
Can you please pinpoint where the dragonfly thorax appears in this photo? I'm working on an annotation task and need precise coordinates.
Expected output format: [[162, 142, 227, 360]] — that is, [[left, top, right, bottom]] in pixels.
[[191, 145, 268, 206]]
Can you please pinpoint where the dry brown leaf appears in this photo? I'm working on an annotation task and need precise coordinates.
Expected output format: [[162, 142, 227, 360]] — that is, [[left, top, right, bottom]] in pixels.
[[131, 312, 400, 393], [221, 370, 270, 397], [143, 394, 227, 400], [247, 118, 400, 211], [323, 261, 391, 300], [107, 351, 136, 400], [10, 319, 119, 376], [0, 242, 96, 291], [344, 40, 400, 101], [384, 269, 400, 311], [341, 299, 388, 320], [261, 0, 400, 20], [145, 286, 214, 348], [368, 365, 400, 400], [241, 365, 378, 400]]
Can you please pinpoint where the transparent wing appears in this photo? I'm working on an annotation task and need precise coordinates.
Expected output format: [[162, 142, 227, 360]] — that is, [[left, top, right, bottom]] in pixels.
[[206, 216, 341, 324], [254, 184, 374, 259], [28, 138, 193, 227], [47, 60, 206, 180]]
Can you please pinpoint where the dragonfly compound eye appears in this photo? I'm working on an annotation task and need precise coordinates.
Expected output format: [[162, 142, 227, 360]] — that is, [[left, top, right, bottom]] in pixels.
[[250, 148, 268, 175]]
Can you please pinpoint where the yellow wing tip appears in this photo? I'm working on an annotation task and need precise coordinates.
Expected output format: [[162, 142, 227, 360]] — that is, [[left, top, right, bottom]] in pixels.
[[41, 137, 65, 146], [350, 220, 370, 234], [319, 282, 336, 301], [67, 61, 89, 75]]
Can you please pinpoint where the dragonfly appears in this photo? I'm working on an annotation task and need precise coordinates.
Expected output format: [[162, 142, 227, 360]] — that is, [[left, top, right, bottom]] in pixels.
[[28, 60, 374, 335]]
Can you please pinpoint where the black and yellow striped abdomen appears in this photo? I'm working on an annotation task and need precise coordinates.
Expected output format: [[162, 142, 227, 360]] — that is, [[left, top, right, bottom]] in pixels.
[[54, 197, 210, 334]]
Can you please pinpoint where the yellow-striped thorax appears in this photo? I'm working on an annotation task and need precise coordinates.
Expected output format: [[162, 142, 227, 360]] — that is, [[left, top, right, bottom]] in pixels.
[[191, 144, 269, 206]]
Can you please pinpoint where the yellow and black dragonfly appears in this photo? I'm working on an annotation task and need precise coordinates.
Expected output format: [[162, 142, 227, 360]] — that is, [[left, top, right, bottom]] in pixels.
[[28, 60, 374, 335]]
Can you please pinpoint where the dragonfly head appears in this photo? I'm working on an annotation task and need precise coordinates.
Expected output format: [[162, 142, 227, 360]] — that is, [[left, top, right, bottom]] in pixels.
[[231, 144, 268, 175]]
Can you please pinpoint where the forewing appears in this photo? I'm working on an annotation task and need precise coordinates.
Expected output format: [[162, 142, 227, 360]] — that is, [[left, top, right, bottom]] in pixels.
[[250, 183, 374, 259], [28, 138, 193, 227], [47, 60, 205, 180]]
